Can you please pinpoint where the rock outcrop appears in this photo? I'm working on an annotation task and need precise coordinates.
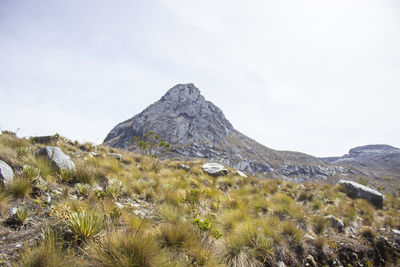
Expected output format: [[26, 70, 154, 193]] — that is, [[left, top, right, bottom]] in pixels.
[[35, 146, 75, 171], [338, 179, 384, 208], [202, 163, 229, 176], [104, 83, 360, 180], [323, 145, 400, 178], [0, 160, 13, 185]]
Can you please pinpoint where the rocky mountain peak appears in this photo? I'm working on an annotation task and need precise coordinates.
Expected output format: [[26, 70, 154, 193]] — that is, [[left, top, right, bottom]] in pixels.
[[161, 83, 202, 102], [104, 83, 233, 150], [104, 83, 362, 181]]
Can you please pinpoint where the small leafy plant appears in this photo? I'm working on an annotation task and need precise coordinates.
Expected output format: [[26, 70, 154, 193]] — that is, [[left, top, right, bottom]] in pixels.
[[107, 178, 123, 199], [66, 210, 105, 240], [15, 206, 30, 224], [75, 183, 91, 197]]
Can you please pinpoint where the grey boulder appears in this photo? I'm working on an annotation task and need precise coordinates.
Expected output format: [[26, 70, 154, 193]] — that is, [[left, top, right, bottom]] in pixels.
[[338, 179, 383, 208], [202, 163, 228, 176], [0, 160, 13, 185], [178, 164, 190, 170], [236, 170, 248, 178], [107, 153, 122, 161], [35, 146, 75, 171]]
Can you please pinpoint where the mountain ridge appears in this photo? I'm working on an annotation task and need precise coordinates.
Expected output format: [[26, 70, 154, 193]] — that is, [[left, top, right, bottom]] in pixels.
[[104, 83, 370, 181]]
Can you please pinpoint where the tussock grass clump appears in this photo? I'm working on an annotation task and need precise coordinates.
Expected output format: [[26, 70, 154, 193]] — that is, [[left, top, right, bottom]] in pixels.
[[0, 133, 29, 148], [0, 191, 10, 213], [220, 219, 275, 267], [14, 228, 78, 267], [280, 221, 303, 245], [360, 226, 376, 241], [220, 209, 249, 232], [269, 192, 302, 219], [355, 199, 375, 225], [36, 157, 57, 179], [315, 236, 327, 250], [87, 230, 174, 267], [159, 203, 184, 224], [6, 177, 32, 199], [157, 222, 198, 250], [310, 215, 326, 235], [73, 161, 95, 184]]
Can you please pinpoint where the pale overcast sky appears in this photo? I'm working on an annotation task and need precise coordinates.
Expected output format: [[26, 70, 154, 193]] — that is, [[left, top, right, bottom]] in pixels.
[[1, 0, 399, 157]]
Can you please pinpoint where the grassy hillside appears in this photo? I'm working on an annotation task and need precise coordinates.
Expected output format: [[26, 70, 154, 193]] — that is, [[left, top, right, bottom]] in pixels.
[[0, 132, 399, 266]]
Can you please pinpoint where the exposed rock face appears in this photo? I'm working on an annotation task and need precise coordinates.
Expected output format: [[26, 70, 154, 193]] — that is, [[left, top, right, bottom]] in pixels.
[[338, 180, 384, 208], [35, 146, 75, 171], [104, 83, 359, 180], [0, 160, 13, 185], [202, 163, 229, 176], [323, 145, 400, 178]]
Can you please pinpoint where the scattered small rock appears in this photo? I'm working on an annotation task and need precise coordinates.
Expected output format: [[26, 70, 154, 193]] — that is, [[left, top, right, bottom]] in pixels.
[[92, 186, 103, 192], [305, 234, 316, 240], [177, 164, 190, 170], [115, 202, 123, 209], [392, 229, 400, 235], [325, 215, 344, 232], [0, 160, 13, 185], [35, 146, 75, 171], [236, 170, 248, 177], [202, 163, 228, 176], [305, 255, 317, 267], [89, 151, 99, 157], [107, 153, 122, 161]]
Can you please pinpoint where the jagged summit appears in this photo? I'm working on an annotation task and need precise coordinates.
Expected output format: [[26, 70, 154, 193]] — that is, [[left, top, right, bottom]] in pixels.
[[104, 83, 233, 148], [104, 83, 362, 180], [161, 83, 202, 102]]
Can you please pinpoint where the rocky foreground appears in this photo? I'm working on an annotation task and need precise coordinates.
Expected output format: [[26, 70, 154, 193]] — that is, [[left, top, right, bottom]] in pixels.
[[0, 132, 399, 266]]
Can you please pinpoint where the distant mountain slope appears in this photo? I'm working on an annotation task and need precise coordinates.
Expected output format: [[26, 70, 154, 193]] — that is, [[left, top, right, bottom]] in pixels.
[[104, 83, 362, 181], [322, 145, 400, 178]]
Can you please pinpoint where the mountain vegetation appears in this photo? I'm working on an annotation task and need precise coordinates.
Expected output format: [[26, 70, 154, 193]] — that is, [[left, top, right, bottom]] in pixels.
[[0, 132, 399, 266]]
